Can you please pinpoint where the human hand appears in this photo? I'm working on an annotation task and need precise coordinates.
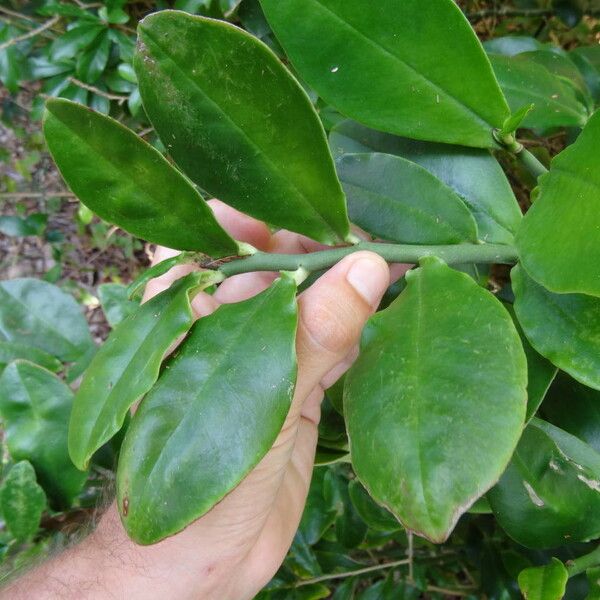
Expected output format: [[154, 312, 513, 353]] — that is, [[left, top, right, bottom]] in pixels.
[[7, 201, 394, 600]]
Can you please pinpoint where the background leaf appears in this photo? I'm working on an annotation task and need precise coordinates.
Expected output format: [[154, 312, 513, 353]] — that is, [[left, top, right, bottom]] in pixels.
[[516, 110, 600, 296], [0, 278, 93, 363], [330, 120, 521, 244], [0, 461, 46, 543], [0, 361, 88, 507], [336, 153, 478, 244], [512, 265, 600, 390], [345, 257, 527, 542], [260, 0, 510, 148], [117, 275, 298, 544], [0, 342, 62, 375], [488, 418, 600, 548], [135, 11, 349, 245], [44, 98, 238, 255]]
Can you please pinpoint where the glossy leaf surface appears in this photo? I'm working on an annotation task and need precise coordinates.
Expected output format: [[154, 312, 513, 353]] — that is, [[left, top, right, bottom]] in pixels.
[[69, 272, 217, 471], [330, 120, 521, 244], [489, 53, 589, 129], [336, 153, 478, 244], [512, 265, 600, 390], [488, 418, 600, 548], [0, 461, 46, 542], [518, 558, 568, 600], [516, 110, 600, 296], [542, 373, 600, 453], [0, 278, 93, 363], [505, 304, 557, 421], [44, 98, 238, 255], [260, 0, 509, 148], [117, 276, 298, 544], [0, 342, 62, 375], [135, 11, 349, 245], [0, 361, 87, 507], [345, 257, 527, 542]]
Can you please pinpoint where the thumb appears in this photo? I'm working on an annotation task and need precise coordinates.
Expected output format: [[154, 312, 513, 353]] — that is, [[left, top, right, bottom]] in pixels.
[[293, 251, 390, 413]]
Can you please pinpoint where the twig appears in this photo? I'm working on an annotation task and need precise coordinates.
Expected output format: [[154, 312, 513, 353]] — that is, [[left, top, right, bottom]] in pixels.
[[68, 77, 128, 104], [0, 6, 39, 23], [467, 7, 600, 19], [296, 558, 410, 587], [426, 584, 476, 597], [0, 192, 76, 199], [407, 531, 414, 582], [0, 15, 60, 51]]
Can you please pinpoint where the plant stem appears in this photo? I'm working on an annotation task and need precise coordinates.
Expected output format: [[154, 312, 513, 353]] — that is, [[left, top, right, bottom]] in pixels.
[[296, 558, 410, 586], [214, 242, 518, 277], [567, 545, 600, 578], [517, 148, 549, 180]]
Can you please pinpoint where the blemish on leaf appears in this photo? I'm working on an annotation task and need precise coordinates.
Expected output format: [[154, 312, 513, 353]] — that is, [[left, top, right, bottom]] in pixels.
[[577, 474, 600, 492], [122, 496, 129, 516], [523, 481, 544, 507]]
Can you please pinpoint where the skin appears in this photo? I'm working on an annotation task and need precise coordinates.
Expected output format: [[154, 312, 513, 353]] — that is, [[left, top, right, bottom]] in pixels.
[[4, 201, 401, 600]]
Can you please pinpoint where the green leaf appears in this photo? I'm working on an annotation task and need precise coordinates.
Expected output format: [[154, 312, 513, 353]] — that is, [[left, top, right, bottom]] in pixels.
[[348, 480, 401, 532], [518, 558, 568, 600], [0, 278, 94, 363], [483, 36, 545, 57], [336, 153, 478, 244], [116, 275, 298, 544], [50, 24, 105, 61], [488, 418, 600, 548], [571, 46, 600, 102], [43, 98, 239, 256], [76, 29, 111, 83], [0, 361, 88, 507], [345, 257, 527, 542], [516, 110, 600, 296], [505, 304, 557, 422], [499, 103, 535, 138], [0, 461, 46, 542], [587, 566, 600, 599], [489, 53, 589, 130], [260, 0, 509, 148], [0, 342, 62, 375], [542, 373, 600, 453], [299, 467, 337, 545], [330, 120, 522, 244], [69, 272, 217, 471], [135, 10, 349, 245], [512, 265, 600, 390], [97, 283, 139, 328]]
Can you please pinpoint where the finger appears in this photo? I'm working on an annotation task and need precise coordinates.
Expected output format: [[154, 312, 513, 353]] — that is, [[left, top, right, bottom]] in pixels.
[[293, 251, 390, 416], [208, 199, 272, 251]]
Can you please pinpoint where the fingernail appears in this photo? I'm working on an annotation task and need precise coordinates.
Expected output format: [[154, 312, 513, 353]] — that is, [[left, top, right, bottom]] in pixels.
[[346, 257, 388, 307]]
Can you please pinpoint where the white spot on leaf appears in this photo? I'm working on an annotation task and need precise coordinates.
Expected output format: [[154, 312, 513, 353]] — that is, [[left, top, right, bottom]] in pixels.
[[523, 481, 545, 507]]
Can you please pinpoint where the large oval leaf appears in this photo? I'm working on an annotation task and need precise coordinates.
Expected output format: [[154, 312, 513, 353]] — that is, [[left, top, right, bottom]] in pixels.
[[542, 373, 600, 453], [488, 418, 600, 548], [516, 110, 600, 296], [512, 265, 600, 391], [0, 361, 88, 507], [489, 53, 590, 130], [69, 272, 219, 471], [260, 0, 510, 148], [44, 98, 238, 255], [345, 257, 527, 542], [0, 461, 46, 543], [116, 275, 298, 544], [336, 153, 478, 244], [0, 278, 93, 363], [330, 120, 522, 244], [135, 10, 349, 245]]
